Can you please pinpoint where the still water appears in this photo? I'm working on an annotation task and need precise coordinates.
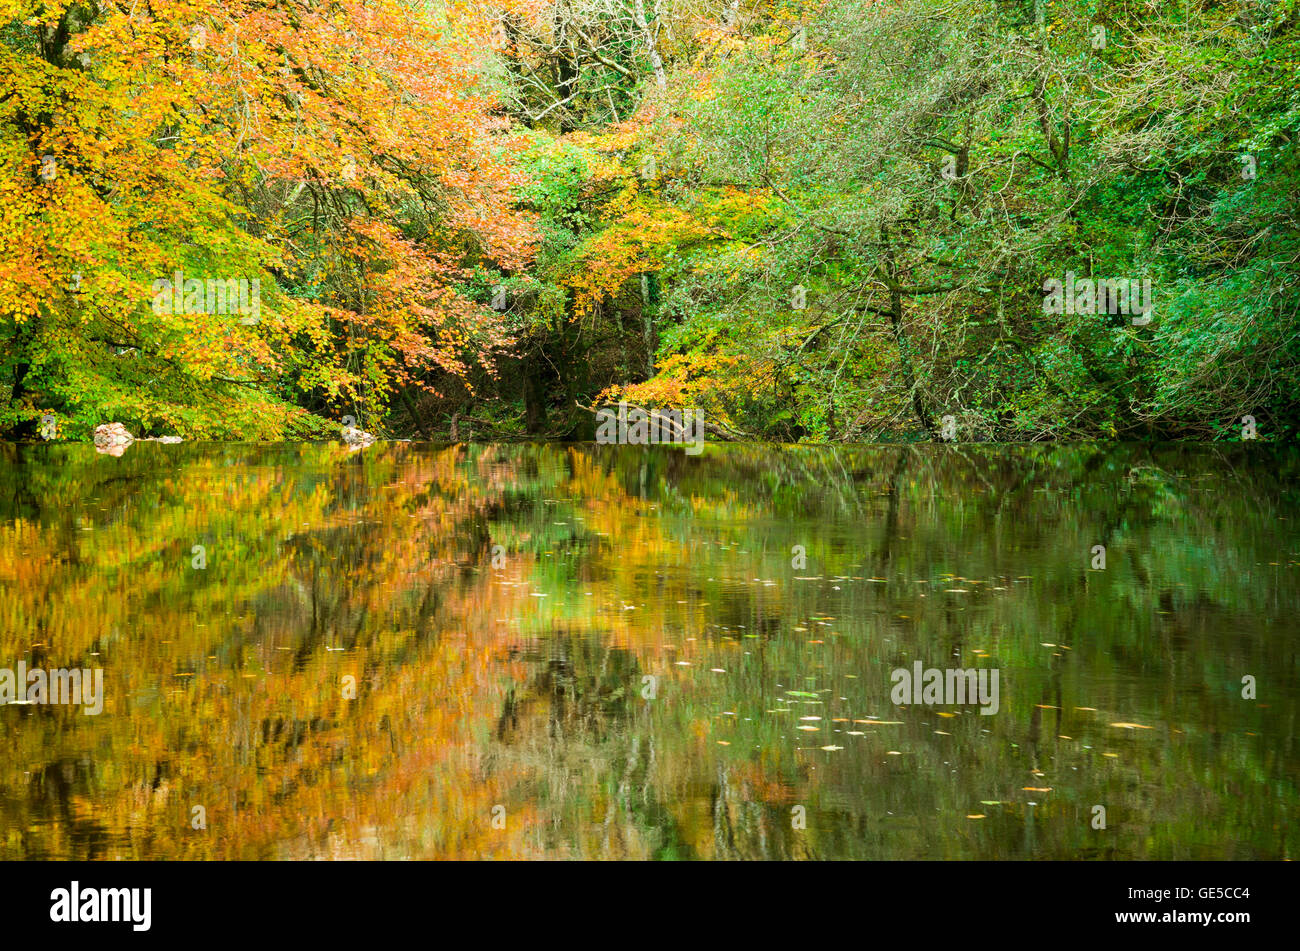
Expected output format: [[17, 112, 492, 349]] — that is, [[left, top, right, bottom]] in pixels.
[[0, 441, 1295, 859]]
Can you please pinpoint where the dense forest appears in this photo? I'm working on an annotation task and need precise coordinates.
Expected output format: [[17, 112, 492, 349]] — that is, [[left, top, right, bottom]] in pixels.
[[2, 0, 1297, 443]]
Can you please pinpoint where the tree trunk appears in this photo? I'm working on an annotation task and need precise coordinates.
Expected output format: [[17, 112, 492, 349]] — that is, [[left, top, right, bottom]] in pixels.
[[889, 286, 934, 438], [524, 351, 548, 435], [632, 0, 667, 90], [640, 273, 659, 380]]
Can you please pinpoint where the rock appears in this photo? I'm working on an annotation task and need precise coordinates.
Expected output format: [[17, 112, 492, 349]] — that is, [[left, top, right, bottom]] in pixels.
[[342, 425, 377, 448], [92, 424, 182, 454], [93, 422, 134, 455]]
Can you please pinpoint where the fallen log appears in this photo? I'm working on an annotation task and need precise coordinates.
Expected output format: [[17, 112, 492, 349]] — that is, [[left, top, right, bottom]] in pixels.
[[573, 401, 749, 442]]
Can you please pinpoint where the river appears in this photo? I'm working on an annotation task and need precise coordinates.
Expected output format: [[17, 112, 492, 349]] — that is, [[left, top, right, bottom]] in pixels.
[[0, 441, 1295, 859]]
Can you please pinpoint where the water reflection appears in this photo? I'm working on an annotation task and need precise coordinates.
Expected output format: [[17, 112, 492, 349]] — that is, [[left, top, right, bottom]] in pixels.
[[0, 441, 1295, 859]]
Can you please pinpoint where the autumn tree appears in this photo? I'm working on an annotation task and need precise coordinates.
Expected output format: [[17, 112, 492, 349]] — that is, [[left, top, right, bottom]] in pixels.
[[0, 0, 536, 438]]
